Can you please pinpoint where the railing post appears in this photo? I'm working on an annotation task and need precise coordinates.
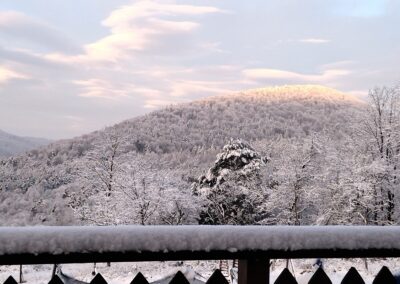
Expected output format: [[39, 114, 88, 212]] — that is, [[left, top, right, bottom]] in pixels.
[[238, 258, 270, 284]]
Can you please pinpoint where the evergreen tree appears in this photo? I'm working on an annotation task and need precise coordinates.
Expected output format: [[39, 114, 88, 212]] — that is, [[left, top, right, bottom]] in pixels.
[[194, 139, 268, 225]]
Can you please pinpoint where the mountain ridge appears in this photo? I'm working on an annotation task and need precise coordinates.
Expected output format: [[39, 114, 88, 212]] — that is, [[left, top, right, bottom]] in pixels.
[[0, 84, 367, 225], [0, 84, 363, 188], [1, 85, 362, 158], [191, 85, 364, 105], [0, 129, 52, 158]]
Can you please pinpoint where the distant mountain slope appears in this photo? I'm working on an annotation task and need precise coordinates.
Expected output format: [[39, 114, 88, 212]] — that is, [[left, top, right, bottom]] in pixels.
[[0, 129, 51, 158], [117, 84, 363, 153], [0, 84, 368, 225], [0, 84, 364, 198]]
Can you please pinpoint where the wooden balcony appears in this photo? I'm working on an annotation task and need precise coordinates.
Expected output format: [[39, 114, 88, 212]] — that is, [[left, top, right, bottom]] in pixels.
[[0, 226, 399, 283]]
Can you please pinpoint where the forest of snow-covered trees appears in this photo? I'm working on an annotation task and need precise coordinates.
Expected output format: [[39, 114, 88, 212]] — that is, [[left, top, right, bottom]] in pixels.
[[0, 84, 399, 227]]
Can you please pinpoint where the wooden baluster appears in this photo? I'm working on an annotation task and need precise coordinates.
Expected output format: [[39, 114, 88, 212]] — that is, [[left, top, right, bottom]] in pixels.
[[274, 268, 297, 284], [19, 265, 24, 283], [308, 267, 331, 284], [3, 276, 18, 284], [206, 269, 229, 284], [130, 272, 149, 284], [169, 271, 190, 284], [238, 258, 270, 284], [90, 273, 108, 284], [341, 267, 364, 284], [372, 266, 396, 284], [219, 260, 230, 280]]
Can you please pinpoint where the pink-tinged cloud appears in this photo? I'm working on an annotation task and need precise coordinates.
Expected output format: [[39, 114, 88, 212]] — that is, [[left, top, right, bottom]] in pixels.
[[140, 79, 237, 109], [88, 1, 221, 61], [47, 1, 223, 64], [0, 66, 28, 84], [0, 11, 27, 26], [103, 1, 223, 27], [74, 79, 132, 99], [169, 80, 233, 98], [242, 68, 351, 84]]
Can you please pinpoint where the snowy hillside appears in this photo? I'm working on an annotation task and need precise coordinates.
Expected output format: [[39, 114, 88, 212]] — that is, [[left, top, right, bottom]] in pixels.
[[0, 130, 51, 158], [0, 85, 368, 226]]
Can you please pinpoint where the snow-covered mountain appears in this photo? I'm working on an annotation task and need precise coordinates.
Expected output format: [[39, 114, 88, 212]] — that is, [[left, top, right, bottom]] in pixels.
[[0, 129, 51, 158], [0, 85, 365, 225]]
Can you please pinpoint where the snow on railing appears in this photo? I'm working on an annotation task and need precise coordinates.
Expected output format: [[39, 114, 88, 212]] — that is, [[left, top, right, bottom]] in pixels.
[[1, 226, 400, 284], [2, 226, 400, 261]]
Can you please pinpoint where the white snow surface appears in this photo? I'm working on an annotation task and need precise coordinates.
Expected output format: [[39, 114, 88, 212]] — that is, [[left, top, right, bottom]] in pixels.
[[1, 226, 400, 255]]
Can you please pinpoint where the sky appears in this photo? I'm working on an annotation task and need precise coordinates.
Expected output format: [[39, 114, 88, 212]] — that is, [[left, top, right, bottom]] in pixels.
[[0, 0, 399, 139]]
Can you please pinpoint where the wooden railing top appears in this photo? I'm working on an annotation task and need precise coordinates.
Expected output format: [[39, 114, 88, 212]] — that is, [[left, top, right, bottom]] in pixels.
[[1, 225, 400, 264]]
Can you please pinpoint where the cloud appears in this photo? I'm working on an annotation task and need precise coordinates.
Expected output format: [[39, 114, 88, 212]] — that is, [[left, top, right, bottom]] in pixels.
[[200, 42, 227, 53], [299, 38, 331, 44], [5, 0, 397, 140], [74, 79, 169, 102], [0, 3, 236, 138], [242, 67, 351, 84], [0, 11, 80, 54], [139, 79, 233, 108], [48, 1, 224, 63], [74, 79, 133, 99], [139, 78, 236, 109], [169, 80, 232, 98], [0, 66, 28, 84], [103, 1, 223, 25], [92, 1, 223, 61]]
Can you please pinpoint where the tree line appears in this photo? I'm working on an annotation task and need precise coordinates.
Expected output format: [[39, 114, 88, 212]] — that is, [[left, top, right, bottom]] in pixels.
[[0, 85, 398, 226]]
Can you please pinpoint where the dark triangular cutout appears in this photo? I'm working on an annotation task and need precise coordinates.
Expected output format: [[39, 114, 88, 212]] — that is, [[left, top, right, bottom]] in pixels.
[[48, 275, 64, 284], [206, 269, 229, 284], [130, 272, 149, 284], [90, 273, 108, 284], [372, 266, 396, 284], [169, 271, 190, 284], [4, 276, 18, 284], [308, 267, 332, 284], [275, 268, 298, 284], [341, 267, 365, 284]]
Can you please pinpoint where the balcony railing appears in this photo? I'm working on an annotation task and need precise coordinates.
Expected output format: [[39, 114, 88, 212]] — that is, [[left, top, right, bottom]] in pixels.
[[0, 226, 400, 283]]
